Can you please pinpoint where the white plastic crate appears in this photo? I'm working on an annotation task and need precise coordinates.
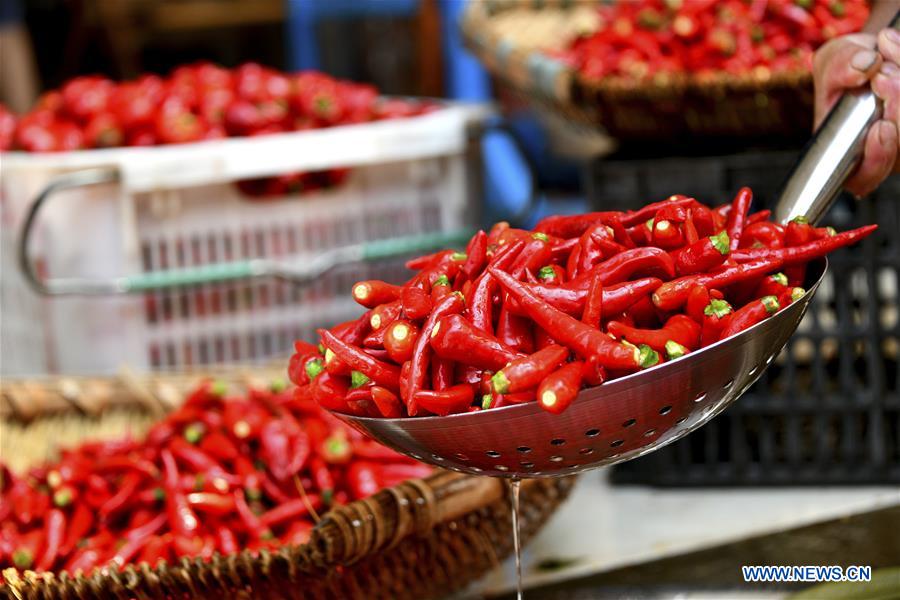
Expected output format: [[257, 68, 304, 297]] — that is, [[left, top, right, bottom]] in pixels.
[[0, 103, 486, 375]]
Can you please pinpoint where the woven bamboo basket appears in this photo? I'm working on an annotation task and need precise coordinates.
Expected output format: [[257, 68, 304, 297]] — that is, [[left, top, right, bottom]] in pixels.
[[0, 369, 574, 599], [462, 0, 815, 141]]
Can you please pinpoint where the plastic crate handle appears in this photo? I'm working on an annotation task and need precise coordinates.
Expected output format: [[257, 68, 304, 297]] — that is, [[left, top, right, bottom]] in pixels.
[[17, 170, 472, 295]]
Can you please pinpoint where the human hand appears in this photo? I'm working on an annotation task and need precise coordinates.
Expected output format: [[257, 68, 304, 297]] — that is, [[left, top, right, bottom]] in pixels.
[[813, 28, 900, 197]]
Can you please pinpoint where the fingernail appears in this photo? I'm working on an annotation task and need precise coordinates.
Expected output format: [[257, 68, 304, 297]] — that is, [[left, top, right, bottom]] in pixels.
[[851, 49, 878, 71], [881, 61, 900, 77], [886, 28, 900, 46]]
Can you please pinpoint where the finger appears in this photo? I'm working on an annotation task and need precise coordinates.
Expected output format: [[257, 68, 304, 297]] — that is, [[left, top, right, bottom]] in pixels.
[[872, 61, 900, 132], [846, 120, 898, 198], [877, 28, 900, 65], [814, 37, 881, 126]]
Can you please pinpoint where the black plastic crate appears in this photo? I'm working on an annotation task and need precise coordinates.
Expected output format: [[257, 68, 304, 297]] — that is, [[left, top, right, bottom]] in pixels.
[[585, 151, 900, 486]]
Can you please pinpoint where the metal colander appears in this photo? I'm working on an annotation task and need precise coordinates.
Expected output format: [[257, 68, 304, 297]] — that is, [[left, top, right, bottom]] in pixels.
[[333, 12, 898, 479]]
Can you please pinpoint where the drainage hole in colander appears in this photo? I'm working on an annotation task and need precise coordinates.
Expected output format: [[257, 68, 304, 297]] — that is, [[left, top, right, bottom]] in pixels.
[[520, 461, 535, 469], [454, 453, 469, 461], [694, 392, 707, 403], [724, 379, 735, 390], [430, 454, 444, 461], [496, 465, 509, 471], [550, 438, 566, 446], [610, 439, 624, 448], [486, 450, 501, 458], [622, 418, 636, 428], [410, 453, 422, 460], [748, 366, 758, 377], [765, 354, 775, 366], [579, 447, 594, 455], [517, 446, 532, 454], [659, 405, 672, 415], [470, 467, 482, 472], [585, 428, 600, 437], [676, 417, 687, 424], [549, 456, 564, 462], [643, 428, 657, 437]]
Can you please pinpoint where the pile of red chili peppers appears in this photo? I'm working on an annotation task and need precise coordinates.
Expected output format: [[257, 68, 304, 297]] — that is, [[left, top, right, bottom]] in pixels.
[[294, 189, 876, 417], [553, 0, 869, 80], [0, 381, 430, 578], [0, 62, 434, 198]]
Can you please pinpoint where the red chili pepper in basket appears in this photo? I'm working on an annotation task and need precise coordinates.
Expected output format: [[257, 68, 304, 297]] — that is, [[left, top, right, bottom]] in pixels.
[[719, 295, 781, 338], [608, 314, 701, 353], [413, 383, 476, 416], [731, 224, 877, 265], [673, 231, 730, 276], [725, 187, 753, 251], [161, 448, 200, 538], [260, 415, 310, 481], [185, 492, 235, 516], [538, 362, 584, 414], [490, 268, 649, 371], [491, 345, 569, 395], [260, 497, 321, 528], [111, 513, 167, 568], [462, 230, 488, 280], [346, 462, 381, 500], [352, 280, 401, 308], [138, 534, 172, 566], [35, 508, 66, 571]]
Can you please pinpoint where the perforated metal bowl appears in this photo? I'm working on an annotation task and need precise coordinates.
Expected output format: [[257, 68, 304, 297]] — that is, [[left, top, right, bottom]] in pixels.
[[334, 260, 825, 477]]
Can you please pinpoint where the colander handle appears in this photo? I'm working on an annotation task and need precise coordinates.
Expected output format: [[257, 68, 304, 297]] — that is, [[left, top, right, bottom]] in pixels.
[[774, 10, 900, 225]]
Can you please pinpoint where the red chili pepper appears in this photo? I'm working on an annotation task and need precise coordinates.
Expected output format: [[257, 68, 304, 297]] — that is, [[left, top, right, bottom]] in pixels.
[[731, 225, 877, 265], [754, 272, 789, 298], [431, 274, 452, 303], [352, 280, 401, 308], [719, 295, 781, 338], [581, 354, 608, 386], [725, 187, 753, 251], [431, 356, 455, 391], [400, 285, 432, 320], [582, 270, 604, 327], [701, 299, 734, 346], [346, 462, 381, 500], [99, 471, 143, 518], [405, 292, 465, 415], [233, 489, 270, 539], [332, 311, 373, 346], [673, 230, 730, 276], [215, 526, 239, 556], [538, 362, 584, 414], [652, 219, 685, 250], [320, 329, 401, 390], [509, 277, 661, 318], [683, 210, 700, 245], [35, 508, 66, 571], [461, 230, 488, 280], [260, 416, 310, 480], [138, 534, 172, 566], [740, 221, 785, 249], [746, 209, 772, 225], [413, 384, 476, 416], [537, 264, 566, 285], [496, 305, 535, 353], [282, 521, 315, 546], [370, 385, 404, 418], [111, 513, 167, 567], [685, 284, 710, 324], [467, 239, 526, 334], [383, 320, 419, 364], [490, 268, 647, 371], [608, 314, 701, 352], [620, 196, 694, 227], [566, 247, 675, 289], [533, 211, 621, 238], [652, 257, 783, 311], [491, 345, 569, 395], [432, 313, 525, 371], [161, 448, 200, 538]]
